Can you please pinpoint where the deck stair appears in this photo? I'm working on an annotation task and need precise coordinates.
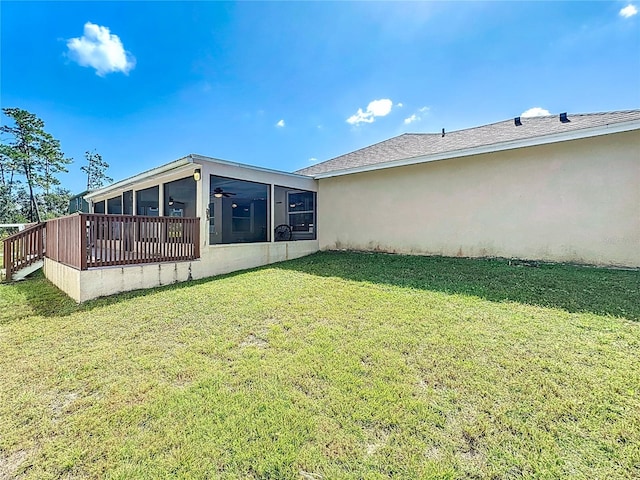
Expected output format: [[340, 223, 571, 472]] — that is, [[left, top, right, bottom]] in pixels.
[[9, 259, 44, 281], [2, 222, 46, 281]]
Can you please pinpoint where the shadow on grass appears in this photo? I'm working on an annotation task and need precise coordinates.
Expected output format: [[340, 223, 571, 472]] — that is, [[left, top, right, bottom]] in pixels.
[[0, 269, 227, 321], [272, 251, 640, 321], [3, 251, 639, 322]]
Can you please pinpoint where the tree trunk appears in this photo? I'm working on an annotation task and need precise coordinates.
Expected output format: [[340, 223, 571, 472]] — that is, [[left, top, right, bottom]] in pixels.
[[23, 164, 41, 223]]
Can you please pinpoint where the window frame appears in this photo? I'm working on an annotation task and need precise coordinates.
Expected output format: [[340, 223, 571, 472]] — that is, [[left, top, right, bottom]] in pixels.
[[287, 190, 316, 240], [209, 174, 270, 245]]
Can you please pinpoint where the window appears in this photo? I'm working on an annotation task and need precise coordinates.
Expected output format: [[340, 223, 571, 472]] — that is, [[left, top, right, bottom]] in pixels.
[[209, 175, 269, 244], [288, 191, 315, 238], [136, 186, 159, 216], [123, 190, 133, 215], [107, 195, 122, 214], [94, 200, 105, 214], [164, 177, 196, 218]]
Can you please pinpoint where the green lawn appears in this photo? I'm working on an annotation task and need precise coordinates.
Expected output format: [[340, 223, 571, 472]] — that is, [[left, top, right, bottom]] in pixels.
[[1, 252, 639, 479]]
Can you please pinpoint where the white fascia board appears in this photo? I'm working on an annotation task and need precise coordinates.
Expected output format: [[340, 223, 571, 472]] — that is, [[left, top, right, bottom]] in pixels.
[[84, 154, 317, 202], [84, 157, 194, 200], [312, 120, 640, 179], [191, 154, 314, 180]]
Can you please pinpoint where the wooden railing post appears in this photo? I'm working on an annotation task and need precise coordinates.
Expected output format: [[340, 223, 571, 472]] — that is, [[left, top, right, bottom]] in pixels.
[[38, 222, 44, 258], [194, 219, 200, 259], [80, 214, 88, 270], [3, 237, 11, 281]]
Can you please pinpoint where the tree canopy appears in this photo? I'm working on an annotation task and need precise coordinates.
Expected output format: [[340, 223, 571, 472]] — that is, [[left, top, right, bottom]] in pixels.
[[81, 150, 113, 191], [0, 108, 72, 222]]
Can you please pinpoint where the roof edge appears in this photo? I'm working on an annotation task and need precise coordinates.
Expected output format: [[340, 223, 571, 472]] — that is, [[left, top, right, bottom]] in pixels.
[[85, 153, 317, 200], [312, 119, 640, 179], [190, 154, 316, 179], [85, 156, 194, 199]]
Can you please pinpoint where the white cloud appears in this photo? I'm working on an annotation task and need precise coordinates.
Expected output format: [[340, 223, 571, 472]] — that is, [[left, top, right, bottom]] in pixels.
[[521, 107, 551, 118], [308, 157, 318, 163], [620, 4, 638, 17], [403, 106, 430, 125], [396, 102, 404, 107], [404, 114, 418, 125], [67, 22, 135, 76], [347, 98, 393, 125], [276, 119, 285, 128]]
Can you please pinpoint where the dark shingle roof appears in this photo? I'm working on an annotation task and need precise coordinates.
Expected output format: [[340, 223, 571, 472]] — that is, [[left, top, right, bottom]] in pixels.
[[295, 110, 640, 177]]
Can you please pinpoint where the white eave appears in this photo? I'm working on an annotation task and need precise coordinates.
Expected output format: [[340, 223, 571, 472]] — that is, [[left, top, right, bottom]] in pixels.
[[84, 154, 315, 202], [190, 154, 316, 180], [311, 119, 640, 179], [84, 157, 194, 200]]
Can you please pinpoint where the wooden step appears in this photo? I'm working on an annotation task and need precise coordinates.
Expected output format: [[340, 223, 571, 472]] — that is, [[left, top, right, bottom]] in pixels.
[[11, 260, 44, 281]]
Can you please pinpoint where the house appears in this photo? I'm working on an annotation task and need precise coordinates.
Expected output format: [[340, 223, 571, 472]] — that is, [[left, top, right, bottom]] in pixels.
[[3, 110, 638, 301], [298, 110, 640, 268], [68, 190, 91, 214], [32, 156, 318, 301]]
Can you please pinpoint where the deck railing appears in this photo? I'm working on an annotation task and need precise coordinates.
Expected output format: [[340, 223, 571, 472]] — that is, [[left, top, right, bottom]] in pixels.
[[2, 222, 46, 281], [46, 214, 85, 269], [46, 213, 200, 270]]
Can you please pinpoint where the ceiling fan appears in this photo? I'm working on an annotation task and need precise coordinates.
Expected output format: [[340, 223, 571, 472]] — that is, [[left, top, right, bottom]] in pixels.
[[212, 187, 236, 198]]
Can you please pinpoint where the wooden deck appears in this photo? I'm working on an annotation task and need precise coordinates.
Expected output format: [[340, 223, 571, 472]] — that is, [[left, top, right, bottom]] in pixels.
[[2, 214, 200, 280]]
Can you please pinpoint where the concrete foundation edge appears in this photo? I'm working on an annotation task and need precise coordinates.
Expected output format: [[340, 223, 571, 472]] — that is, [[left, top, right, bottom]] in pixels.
[[44, 240, 319, 302]]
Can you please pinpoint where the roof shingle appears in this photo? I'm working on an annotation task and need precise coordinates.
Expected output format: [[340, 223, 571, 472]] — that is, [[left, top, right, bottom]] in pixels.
[[295, 110, 640, 177]]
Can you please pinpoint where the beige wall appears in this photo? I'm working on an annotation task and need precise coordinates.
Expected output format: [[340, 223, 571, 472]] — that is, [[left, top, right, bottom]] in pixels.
[[317, 130, 640, 267], [45, 240, 318, 302]]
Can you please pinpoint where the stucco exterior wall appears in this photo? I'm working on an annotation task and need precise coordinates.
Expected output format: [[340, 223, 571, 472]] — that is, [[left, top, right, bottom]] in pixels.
[[317, 130, 640, 267], [45, 240, 318, 302], [44, 258, 82, 302]]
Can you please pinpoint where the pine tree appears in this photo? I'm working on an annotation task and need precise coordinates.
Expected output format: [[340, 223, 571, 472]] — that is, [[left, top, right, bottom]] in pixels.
[[81, 150, 113, 190], [0, 108, 72, 222]]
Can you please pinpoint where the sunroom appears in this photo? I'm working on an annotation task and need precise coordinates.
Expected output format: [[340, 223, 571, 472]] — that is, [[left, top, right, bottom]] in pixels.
[[42, 154, 318, 302]]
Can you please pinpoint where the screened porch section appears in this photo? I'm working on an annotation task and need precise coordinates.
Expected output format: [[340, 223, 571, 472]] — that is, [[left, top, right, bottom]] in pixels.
[[208, 175, 317, 245]]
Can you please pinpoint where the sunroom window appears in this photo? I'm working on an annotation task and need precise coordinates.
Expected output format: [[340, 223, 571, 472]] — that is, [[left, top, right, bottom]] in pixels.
[[209, 175, 269, 245], [273, 187, 316, 241], [288, 191, 315, 235], [107, 195, 122, 214], [164, 177, 197, 218], [136, 186, 159, 216]]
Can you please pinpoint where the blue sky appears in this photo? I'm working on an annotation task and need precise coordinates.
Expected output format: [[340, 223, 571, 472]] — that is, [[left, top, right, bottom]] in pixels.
[[2, 1, 639, 193]]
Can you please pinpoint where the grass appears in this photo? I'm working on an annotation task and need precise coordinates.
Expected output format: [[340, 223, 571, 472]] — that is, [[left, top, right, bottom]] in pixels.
[[0, 251, 638, 479]]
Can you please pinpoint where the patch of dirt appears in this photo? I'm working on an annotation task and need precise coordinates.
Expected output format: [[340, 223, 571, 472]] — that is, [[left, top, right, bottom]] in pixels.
[[51, 392, 80, 421], [424, 445, 443, 460], [240, 334, 268, 348], [171, 371, 196, 388], [365, 442, 383, 456], [0, 449, 32, 480], [364, 428, 389, 456], [459, 430, 483, 461], [299, 470, 323, 480], [418, 377, 449, 393]]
